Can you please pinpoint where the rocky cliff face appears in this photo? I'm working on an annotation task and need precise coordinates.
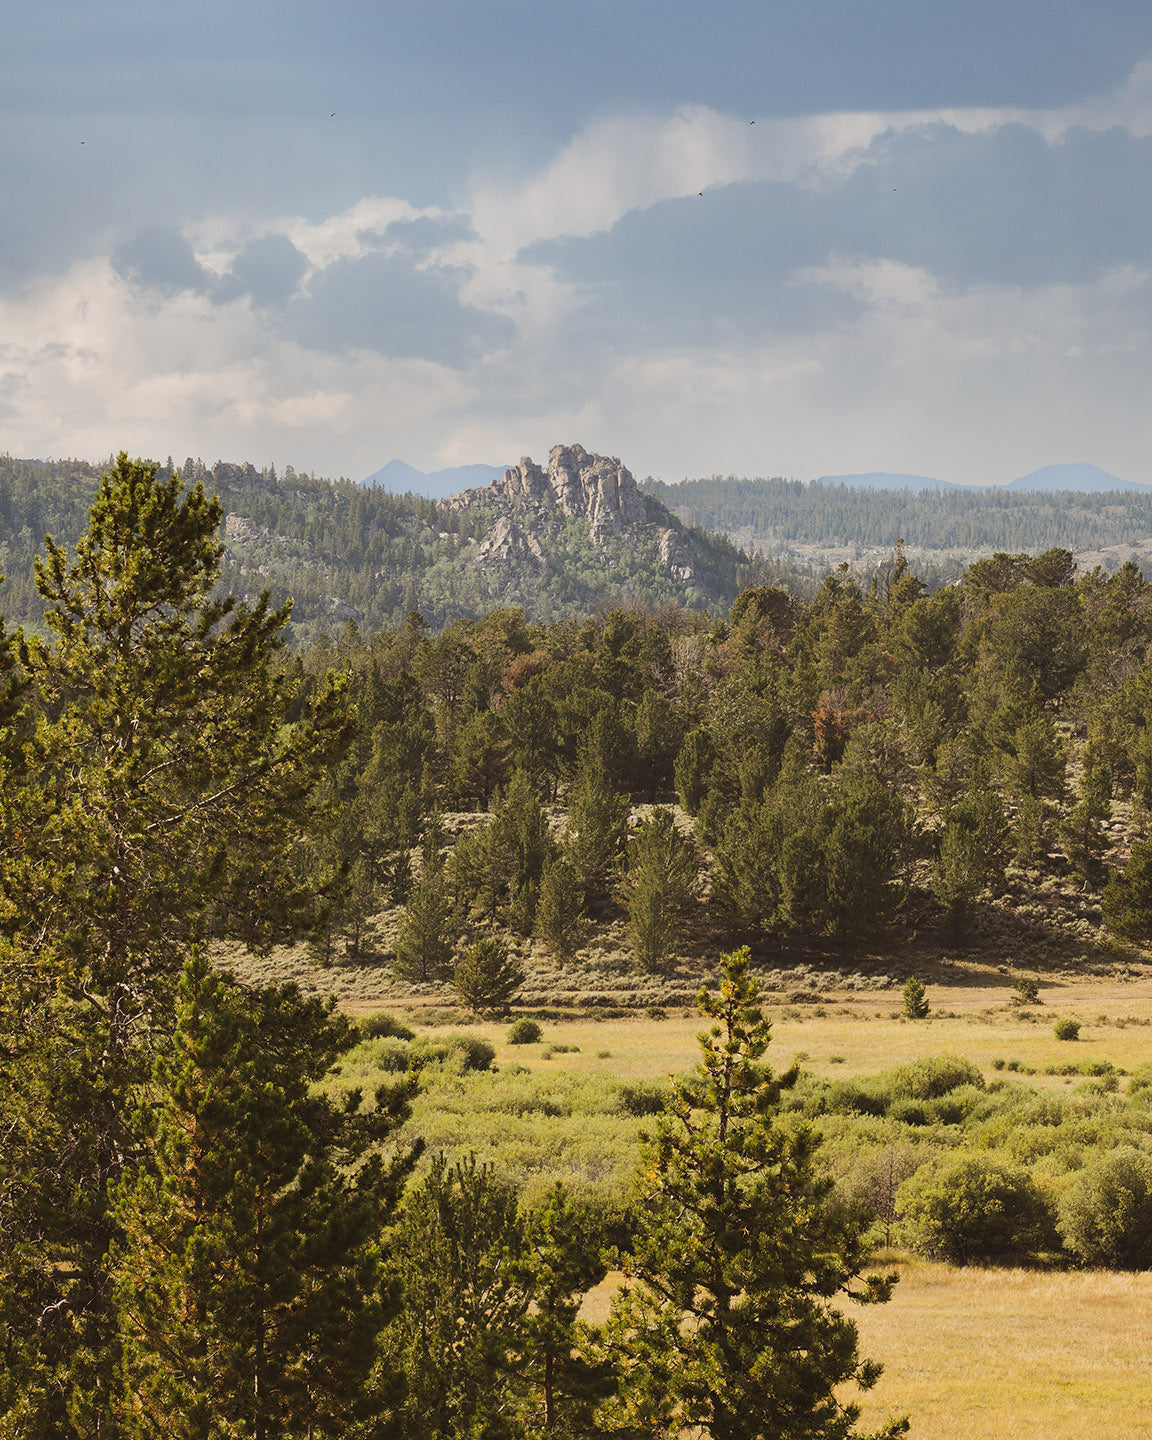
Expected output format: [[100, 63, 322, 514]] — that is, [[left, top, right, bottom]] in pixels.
[[458, 443, 650, 548], [438, 441, 753, 611]]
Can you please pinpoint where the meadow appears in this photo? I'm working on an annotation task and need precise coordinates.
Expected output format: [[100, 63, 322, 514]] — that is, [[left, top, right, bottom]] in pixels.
[[328, 964, 1152, 1438]]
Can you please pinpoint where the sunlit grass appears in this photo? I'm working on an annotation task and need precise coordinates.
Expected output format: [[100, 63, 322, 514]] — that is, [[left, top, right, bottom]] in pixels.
[[853, 1257, 1152, 1440]]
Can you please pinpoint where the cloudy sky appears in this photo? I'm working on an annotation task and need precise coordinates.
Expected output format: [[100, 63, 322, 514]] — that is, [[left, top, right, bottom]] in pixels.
[[4, 1, 1152, 485]]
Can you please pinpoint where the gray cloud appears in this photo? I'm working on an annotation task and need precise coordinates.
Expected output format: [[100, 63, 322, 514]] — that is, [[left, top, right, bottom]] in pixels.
[[285, 251, 515, 365], [111, 224, 213, 297], [381, 214, 476, 251], [526, 120, 1152, 349], [215, 233, 309, 307]]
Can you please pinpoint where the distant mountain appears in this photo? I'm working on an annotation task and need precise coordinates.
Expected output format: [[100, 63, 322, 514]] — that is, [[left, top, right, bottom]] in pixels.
[[1004, 463, 1149, 493], [364, 459, 507, 499], [817, 471, 965, 492]]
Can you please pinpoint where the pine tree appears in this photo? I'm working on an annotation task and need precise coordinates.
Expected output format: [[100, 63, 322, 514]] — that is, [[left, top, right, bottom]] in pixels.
[[387, 1155, 531, 1440], [534, 857, 590, 963], [394, 865, 456, 983], [620, 807, 700, 973], [453, 936, 525, 1015], [564, 761, 630, 917], [110, 952, 417, 1440], [0, 455, 349, 1437], [595, 948, 906, 1440], [517, 1184, 611, 1437]]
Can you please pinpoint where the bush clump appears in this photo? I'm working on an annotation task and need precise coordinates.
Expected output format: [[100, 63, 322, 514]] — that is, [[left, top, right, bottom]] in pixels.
[[507, 1017, 543, 1045], [616, 1080, 669, 1116], [897, 1153, 1055, 1265], [358, 1010, 416, 1042], [410, 1033, 497, 1072], [1058, 1147, 1152, 1268], [888, 1054, 985, 1101], [1054, 1018, 1081, 1041]]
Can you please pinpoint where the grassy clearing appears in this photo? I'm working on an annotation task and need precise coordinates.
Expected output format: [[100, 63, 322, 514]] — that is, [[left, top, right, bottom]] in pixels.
[[853, 1258, 1152, 1440], [320, 963, 1152, 1432]]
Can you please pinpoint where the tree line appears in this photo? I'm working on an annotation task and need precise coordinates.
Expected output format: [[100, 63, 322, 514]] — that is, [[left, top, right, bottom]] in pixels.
[[645, 472, 1152, 557]]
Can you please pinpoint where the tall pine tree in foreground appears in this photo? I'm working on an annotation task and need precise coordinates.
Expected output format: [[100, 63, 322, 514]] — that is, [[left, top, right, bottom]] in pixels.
[[0, 454, 349, 1437], [595, 948, 907, 1440], [111, 952, 417, 1440]]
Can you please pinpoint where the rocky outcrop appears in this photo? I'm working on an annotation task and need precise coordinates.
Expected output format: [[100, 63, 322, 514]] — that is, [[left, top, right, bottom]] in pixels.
[[658, 527, 695, 585], [445, 442, 737, 599], [476, 515, 550, 570], [463, 444, 648, 548]]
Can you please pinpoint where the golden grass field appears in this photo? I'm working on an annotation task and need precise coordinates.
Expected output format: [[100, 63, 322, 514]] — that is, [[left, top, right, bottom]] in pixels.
[[348, 965, 1152, 1439]]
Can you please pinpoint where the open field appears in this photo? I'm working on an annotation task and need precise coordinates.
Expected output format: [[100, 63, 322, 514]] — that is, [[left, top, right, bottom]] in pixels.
[[324, 961, 1152, 1437], [852, 1259, 1152, 1440], [576, 1260, 1152, 1440], [359, 969, 1152, 1089]]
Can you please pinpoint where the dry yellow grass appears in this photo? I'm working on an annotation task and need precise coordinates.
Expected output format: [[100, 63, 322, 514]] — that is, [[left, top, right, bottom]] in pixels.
[[579, 1261, 1152, 1440], [853, 1258, 1152, 1439], [447, 971, 1152, 1090]]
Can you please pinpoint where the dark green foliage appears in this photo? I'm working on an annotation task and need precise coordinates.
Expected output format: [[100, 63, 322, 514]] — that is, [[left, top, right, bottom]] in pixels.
[[563, 761, 630, 917], [394, 865, 457, 983], [1013, 978, 1040, 1005], [674, 725, 715, 814], [1058, 1147, 1152, 1269], [1102, 836, 1152, 942], [534, 856, 590, 963], [387, 1155, 531, 1440], [508, 1017, 543, 1045], [111, 952, 416, 1439], [0, 455, 347, 1437], [596, 948, 906, 1440], [712, 771, 911, 942], [453, 936, 525, 1014], [902, 977, 929, 1020], [1054, 1018, 1081, 1041], [620, 807, 700, 973], [931, 792, 1008, 936], [897, 1155, 1055, 1265]]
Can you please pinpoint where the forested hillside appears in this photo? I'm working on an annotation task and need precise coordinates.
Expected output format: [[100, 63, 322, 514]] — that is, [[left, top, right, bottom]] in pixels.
[[0, 450, 761, 638], [646, 473, 1152, 572]]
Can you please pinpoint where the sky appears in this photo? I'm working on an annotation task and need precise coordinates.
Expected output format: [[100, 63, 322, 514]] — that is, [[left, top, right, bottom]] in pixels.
[[3, 1, 1152, 485]]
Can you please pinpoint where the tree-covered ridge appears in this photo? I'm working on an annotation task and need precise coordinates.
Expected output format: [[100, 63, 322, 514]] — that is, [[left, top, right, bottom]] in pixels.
[[0, 451, 761, 640], [645, 473, 1152, 562]]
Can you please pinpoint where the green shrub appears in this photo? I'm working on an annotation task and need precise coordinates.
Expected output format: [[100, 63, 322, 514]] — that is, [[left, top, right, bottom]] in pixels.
[[1129, 1062, 1152, 1098], [507, 1017, 543, 1045], [615, 1080, 669, 1117], [887, 1054, 985, 1101], [1058, 1147, 1152, 1268], [410, 1033, 496, 1072], [888, 1098, 930, 1126], [367, 1037, 413, 1073], [1054, 1018, 1081, 1041], [358, 1010, 416, 1041], [1012, 978, 1040, 1005], [897, 1153, 1055, 1265]]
